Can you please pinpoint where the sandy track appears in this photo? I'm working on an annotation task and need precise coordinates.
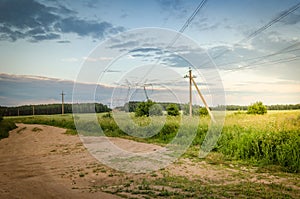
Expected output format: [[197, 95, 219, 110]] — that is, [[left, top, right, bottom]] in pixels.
[[0, 123, 123, 199], [1, 123, 299, 198]]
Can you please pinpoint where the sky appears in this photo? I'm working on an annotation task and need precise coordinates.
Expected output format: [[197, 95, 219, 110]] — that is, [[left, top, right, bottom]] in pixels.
[[0, 0, 300, 107]]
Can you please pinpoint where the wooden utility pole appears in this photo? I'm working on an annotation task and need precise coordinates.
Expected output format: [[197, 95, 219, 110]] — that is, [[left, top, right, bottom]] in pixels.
[[189, 69, 192, 117], [184, 68, 195, 117], [191, 77, 216, 123], [184, 68, 216, 122], [32, 105, 35, 116], [61, 91, 65, 115]]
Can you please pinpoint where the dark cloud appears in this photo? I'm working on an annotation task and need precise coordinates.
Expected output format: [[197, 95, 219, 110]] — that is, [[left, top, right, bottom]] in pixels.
[[130, 48, 162, 53], [54, 18, 124, 38], [0, 0, 124, 42], [57, 40, 71, 44], [31, 33, 61, 42], [0, 73, 113, 106]]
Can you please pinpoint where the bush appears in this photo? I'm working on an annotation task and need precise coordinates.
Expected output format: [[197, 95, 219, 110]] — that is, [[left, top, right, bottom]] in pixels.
[[166, 104, 180, 116], [135, 100, 163, 117], [102, 112, 112, 118], [247, 101, 267, 115], [199, 107, 208, 116], [0, 119, 17, 139]]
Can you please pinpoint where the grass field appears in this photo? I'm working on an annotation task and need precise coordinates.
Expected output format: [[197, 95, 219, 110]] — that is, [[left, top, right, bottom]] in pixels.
[[6, 110, 300, 173], [2, 110, 300, 198]]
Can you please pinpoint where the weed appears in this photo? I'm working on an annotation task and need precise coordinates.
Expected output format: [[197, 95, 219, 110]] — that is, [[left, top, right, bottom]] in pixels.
[[32, 127, 42, 132], [16, 127, 26, 134]]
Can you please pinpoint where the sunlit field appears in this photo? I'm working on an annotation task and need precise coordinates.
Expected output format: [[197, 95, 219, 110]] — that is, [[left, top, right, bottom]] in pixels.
[[6, 110, 300, 173]]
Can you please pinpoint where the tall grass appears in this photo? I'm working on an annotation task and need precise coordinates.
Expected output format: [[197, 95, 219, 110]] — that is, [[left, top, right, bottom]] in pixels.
[[0, 118, 17, 139], [7, 110, 300, 172], [218, 111, 300, 172]]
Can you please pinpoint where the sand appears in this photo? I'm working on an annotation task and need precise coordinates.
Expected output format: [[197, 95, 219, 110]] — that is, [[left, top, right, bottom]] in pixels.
[[0, 123, 123, 199]]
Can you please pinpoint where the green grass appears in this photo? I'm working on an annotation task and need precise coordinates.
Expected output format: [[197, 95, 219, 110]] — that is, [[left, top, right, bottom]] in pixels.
[[102, 173, 299, 199], [6, 110, 300, 173], [0, 118, 17, 139]]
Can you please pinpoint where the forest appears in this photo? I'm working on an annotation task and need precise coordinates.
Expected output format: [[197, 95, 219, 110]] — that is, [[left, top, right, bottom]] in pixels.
[[0, 103, 111, 116]]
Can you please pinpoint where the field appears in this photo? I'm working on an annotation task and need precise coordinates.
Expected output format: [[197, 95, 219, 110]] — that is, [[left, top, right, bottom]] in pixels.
[[1, 110, 300, 198]]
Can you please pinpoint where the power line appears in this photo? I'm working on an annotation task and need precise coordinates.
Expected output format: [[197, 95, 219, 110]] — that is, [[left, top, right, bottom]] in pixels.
[[139, 0, 209, 89], [226, 54, 300, 72], [180, 0, 208, 33], [201, 2, 300, 67], [219, 42, 300, 68], [168, 0, 208, 47], [241, 2, 300, 43]]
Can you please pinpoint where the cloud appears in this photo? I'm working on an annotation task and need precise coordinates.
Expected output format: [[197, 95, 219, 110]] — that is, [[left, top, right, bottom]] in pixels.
[[57, 40, 71, 44], [0, 0, 124, 42], [109, 41, 140, 50], [0, 73, 114, 106], [157, 0, 185, 11], [192, 18, 221, 32], [61, 57, 79, 62], [31, 33, 61, 42], [54, 17, 124, 38], [83, 0, 101, 9]]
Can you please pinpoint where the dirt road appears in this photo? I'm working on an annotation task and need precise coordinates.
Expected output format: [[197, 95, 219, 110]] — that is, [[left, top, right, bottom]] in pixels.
[[0, 123, 122, 199], [1, 123, 299, 198]]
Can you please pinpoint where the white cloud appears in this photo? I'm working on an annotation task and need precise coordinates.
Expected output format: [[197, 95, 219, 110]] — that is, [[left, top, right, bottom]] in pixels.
[[61, 57, 79, 62], [82, 56, 113, 62]]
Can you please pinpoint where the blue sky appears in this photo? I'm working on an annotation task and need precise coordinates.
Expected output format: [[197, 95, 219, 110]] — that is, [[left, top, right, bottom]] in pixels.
[[0, 0, 300, 106]]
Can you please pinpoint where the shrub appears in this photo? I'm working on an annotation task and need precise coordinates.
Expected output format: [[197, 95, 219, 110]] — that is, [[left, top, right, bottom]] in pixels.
[[166, 104, 180, 116], [102, 112, 112, 118], [199, 107, 208, 116], [0, 119, 17, 139], [135, 100, 158, 117], [247, 101, 267, 115]]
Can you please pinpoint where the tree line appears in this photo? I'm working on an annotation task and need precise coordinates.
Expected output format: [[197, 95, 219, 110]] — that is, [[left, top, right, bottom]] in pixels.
[[121, 101, 300, 113], [1, 102, 299, 117], [0, 103, 111, 116]]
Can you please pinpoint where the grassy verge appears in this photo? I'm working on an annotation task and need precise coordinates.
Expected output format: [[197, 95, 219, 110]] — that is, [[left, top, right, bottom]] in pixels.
[[103, 174, 299, 199]]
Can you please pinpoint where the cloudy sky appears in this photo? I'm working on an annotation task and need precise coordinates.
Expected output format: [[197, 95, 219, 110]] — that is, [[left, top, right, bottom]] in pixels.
[[0, 0, 300, 106]]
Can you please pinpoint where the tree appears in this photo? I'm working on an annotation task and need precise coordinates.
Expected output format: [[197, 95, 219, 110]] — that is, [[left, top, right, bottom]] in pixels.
[[166, 104, 180, 116], [247, 101, 267, 115], [135, 100, 155, 117]]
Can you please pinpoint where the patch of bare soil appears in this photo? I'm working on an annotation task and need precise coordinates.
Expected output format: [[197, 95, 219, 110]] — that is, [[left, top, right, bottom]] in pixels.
[[0, 123, 121, 199]]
